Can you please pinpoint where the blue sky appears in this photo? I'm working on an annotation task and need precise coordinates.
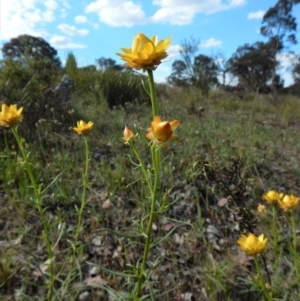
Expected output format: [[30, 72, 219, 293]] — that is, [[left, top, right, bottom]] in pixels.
[[1, 0, 300, 85]]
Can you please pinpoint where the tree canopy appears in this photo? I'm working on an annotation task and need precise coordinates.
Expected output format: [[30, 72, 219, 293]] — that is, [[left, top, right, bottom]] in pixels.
[[167, 37, 219, 96], [168, 54, 219, 95], [228, 42, 278, 92], [261, 0, 298, 47], [260, 0, 298, 95], [65, 52, 78, 79], [96, 57, 124, 72], [1, 34, 61, 69]]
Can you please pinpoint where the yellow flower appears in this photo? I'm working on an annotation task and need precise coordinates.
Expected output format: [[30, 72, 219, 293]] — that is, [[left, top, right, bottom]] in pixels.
[[0, 104, 23, 127], [122, 126, 135, 144], [73, 120, 94, 135], [146, 116, 179, 149], [277, 194, 299, 211], [262, 190, 281, 204], [116, 33, 171, 71], [237, 233, 268, 256]]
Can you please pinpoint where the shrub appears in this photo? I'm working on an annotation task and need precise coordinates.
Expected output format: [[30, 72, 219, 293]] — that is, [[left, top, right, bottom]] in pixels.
[[0, 57, 77, 144], [74, 69, 149, 109]]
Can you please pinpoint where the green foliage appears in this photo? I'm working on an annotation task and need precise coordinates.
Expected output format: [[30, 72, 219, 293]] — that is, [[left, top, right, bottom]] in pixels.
[[98, 70, 148, 108], [0, 56, 76, 145], [260, 0, 298, 95], [192, 54, 219, 96], [74, 69, 149, 108], [167, 37, 219, 96], [1, 34, 61, 69], [0, 57, 56, 108], [96, 56, 124, 71], [65, 52, 78, 80], [228, 41, 277, 92], [168, 54, 219, 96], [0, 35, 80, 147], [261, 0, 298, 46]]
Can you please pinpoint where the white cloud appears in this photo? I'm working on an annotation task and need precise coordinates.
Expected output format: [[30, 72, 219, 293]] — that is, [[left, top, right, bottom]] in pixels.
[[153, 64, 172, 83], [151, 5, 196, 25], [58, 0, 71, 9], [58, 0, 71, 18], [42, 9, 56, 22], [0, 0, 58, 41], [229, 0, 245, 6], [163, 40, 221, 62], [58, 24, 89, 36], [75, 15, 88, 23], [151, 0, 246, 25], [45, 0, 58, 10], [200, 38, 222, 48], [167, 44, 181, 59], [50, 35, 87, 49], [74, 15, 98, 28], [277, 53, 299, 86], [85, 0, 146, 27], [20, 0, 36, 9], [84, 0, 246, 27], [277, 53, 298, 68], [248, 10, 265, 20]]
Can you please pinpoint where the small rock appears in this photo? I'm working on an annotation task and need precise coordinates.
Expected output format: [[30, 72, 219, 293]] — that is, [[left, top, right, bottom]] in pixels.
[[78, 291, 90, 301], [89, 266, 99, 277]]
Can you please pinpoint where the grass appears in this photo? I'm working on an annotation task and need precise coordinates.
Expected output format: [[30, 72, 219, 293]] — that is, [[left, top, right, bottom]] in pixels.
[[1, 84, 300, 300]]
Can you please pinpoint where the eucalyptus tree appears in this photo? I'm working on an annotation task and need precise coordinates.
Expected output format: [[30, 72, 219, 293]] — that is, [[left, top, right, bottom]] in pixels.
[[260, 0, 299, 96], [167, 37, 219, 96], [228, 42, 277, 92]]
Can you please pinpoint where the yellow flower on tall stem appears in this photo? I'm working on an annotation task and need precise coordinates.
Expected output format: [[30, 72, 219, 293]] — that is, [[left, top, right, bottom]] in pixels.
[[277, 194, 299, 211], [117, 33, 171, 71], [73, 120, 94, 135], [5, 106, 55, 300], [238, 233, 272, 299], [146, 115, 179, 149], [117, 32, 177, 299], [237, 233, 268, 256], [0, 104, 23, 127]]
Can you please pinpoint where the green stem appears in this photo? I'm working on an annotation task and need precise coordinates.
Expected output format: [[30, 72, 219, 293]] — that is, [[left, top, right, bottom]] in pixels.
[[134, 70, 160, 299], [131, 141, 153, 192], [290, 212, 300, 281], [147, 70, 157, 118], [135, 147, 160, 298], [11, 127, 54, 301], [261, 254, 271, 286], [271, 206, 281, 269], [72, 136, 90, 266], [254, 256, 272, 301]]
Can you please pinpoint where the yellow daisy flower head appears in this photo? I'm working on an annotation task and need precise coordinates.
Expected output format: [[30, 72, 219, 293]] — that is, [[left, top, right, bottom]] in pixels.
[[278, 194, 299, 211], [146, 115, 179, 149], [73, 120, 94, 135], [262, 190, 281, 204], [0, 104, 23, 127], [237, 233, 268, 256], [117, 33, 171, 71]]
